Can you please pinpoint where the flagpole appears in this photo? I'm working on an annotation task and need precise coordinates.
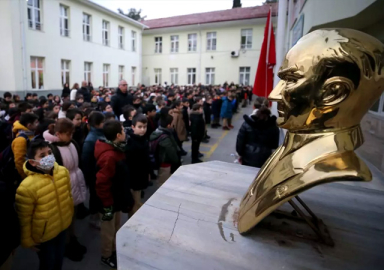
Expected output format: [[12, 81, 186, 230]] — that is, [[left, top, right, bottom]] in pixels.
[[265, 7, 272, 97]]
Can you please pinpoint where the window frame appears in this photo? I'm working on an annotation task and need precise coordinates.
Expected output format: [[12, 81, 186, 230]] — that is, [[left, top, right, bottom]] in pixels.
[[84, 62, 92, 83], [239, 67, 251, 85], [102, 20, 109, 46], [155, 37, 162, 53], [205, 68, 215, 85], [119, 65, 125, 81], [188, 34, 197, 52], [187, 68, 196, 85], [170, 35, 179, 53], [59, 4, 69, 37], [131, 31, 137, 52], [118, 26, 124, 49], [131, 67, 136, 86], [82, 13, 91, 41], [103, 64, 110, 87], [206, 32, 217, 51], [154, 68, 162, 85], [170, 68, 178, 85], [241, 29, 253, 49], [27, 0, 42, 30], [61, 60, 70, 86], [30, 57, 44, 90]]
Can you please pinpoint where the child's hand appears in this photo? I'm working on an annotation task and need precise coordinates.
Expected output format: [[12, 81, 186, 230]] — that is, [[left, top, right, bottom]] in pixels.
[[102, 206, 114, 221]]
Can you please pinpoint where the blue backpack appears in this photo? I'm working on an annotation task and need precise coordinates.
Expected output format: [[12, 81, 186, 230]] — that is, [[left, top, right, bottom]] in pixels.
[[0, 133, 30, 190]]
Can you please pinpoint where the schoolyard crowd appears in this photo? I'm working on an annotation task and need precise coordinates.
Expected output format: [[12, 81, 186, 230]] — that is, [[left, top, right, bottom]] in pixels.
[[0, 80, 281, 270]]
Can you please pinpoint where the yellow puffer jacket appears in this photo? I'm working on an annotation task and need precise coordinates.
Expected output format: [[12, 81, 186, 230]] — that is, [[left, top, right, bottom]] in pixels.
[[15, 161, 74, 248], [12, 121, 35, 180]]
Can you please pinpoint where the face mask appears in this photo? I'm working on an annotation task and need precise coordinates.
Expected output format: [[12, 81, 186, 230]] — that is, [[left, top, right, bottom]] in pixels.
[[34, 154, 56, 171]]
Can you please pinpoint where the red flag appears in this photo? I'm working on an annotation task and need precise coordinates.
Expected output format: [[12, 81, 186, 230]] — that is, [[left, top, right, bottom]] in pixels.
[[253, 8, 276, 97]]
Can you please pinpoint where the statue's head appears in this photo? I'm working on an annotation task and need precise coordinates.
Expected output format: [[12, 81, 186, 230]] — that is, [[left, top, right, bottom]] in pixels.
[[269, 29, 384, 132]]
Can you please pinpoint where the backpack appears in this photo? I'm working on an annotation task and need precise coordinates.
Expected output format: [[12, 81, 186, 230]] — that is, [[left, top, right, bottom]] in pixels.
[[149, 133, 168, 170], [0, 133, 30, 191]]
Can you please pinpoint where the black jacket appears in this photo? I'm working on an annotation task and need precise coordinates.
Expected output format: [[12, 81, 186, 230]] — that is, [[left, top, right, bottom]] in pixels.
[[236, 114, 279, 168], [190, 111, 205, 141], [125, 129, 150, 191], [145, 116, 157, 140], [203, 102, 212, 124], [77, 87, 91, 102], [111, 88, 133, 117], [211, 99, 222, 118], [182, 106, 190, 132]]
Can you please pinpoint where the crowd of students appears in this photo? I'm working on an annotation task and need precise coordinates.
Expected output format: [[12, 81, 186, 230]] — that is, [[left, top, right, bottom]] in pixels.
[[0, 80, 253, 270]]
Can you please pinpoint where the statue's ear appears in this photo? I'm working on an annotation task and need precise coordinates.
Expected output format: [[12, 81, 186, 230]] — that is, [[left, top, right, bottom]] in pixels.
[[320, 76, 353, 106]]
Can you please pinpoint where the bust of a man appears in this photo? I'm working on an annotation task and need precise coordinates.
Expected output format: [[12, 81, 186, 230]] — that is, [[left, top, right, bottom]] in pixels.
[[238, 29, 384, 234]]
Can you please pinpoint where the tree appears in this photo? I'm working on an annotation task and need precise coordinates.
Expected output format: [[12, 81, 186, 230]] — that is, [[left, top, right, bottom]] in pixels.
[[118, 8, 144, 21]]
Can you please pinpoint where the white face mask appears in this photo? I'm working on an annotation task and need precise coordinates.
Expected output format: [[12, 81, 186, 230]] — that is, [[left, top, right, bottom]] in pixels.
[[33, 154, 56, 171]]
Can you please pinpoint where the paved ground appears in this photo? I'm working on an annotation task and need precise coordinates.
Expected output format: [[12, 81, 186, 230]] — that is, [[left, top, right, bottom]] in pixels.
[[11, 105, 252, 270]]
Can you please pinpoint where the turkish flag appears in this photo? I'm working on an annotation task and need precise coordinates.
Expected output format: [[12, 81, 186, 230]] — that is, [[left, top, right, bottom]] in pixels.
[[253, 8, 276, 97]]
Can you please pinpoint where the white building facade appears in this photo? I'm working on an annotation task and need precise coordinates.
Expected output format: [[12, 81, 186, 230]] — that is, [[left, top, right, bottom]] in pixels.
[[141, 5, 277, 86], [0, 0, 146, 96]]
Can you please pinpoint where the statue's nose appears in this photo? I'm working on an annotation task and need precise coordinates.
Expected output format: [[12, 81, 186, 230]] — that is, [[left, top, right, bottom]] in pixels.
[[269, 80, 284, 102]]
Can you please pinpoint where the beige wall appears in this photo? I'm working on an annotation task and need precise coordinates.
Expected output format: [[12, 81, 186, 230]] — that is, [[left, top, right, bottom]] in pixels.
[[142, 20, 270, 86]]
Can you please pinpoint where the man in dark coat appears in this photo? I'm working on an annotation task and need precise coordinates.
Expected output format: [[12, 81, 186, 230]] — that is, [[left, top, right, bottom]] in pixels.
[[190, 104, 205, 164], [236, 107, 279, 168], [77, 81, 91, 102], [111, 80, 133, 118]]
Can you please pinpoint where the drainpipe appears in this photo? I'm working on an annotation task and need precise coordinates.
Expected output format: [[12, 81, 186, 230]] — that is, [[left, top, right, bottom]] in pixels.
[[19, 0, 28, 96], [140, 24, 145, 87], [198, 23, 202, 84]]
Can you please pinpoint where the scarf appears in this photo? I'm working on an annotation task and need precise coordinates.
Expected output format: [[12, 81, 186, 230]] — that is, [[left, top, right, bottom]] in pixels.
[[106, 140, 126, 152]]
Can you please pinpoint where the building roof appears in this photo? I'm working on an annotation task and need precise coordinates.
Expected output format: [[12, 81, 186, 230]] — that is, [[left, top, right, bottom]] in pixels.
[[143, 3, 278, 30]]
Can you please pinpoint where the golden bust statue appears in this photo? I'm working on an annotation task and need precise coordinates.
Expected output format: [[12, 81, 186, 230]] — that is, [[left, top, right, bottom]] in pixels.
[[238, 29, 384, 234]]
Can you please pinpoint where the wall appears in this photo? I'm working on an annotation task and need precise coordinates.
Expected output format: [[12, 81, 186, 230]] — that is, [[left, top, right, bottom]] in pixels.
[[142, 19, 270, 86], [1, 0, 143, 95]]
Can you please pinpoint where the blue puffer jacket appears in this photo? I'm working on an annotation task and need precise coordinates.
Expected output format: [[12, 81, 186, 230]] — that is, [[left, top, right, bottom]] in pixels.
[[220, 97, 233, 119]]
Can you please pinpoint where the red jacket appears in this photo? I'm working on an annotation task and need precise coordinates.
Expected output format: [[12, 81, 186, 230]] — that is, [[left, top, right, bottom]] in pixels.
[[95, 140, 125, 207]]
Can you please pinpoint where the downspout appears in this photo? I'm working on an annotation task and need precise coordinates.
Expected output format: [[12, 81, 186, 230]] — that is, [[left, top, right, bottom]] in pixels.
[[19, 0, 28, 96], [198, 23, 202, 84], [140, 24, 145, 88]]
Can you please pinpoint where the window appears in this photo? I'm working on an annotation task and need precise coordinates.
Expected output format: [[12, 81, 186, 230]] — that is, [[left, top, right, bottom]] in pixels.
[[207, 32, 216, 51], [171, 35, 179, 53], [370, 93, 384, 116], [61, 60, 70, 85], [119, 65, 124, 80], [170, 68, 178, 85], [118, 26, 124, 49], [241, 29, 253, 49], [155, 37, 162, 53], [27, 0, 42, 30], [154, 69, 162, 84], [205, 68, 215, 85], [30, 57, 44, 90], [131, 31, 136, 52], [83, 13, 91, 41], [84, 62, 92, 83], [239, 67, 251, 85], [60, 5, 69, 37], [103, 64, 110, 87], [132, 67, 136, 86], [187, 68, 196, 85], [102, 20, 109, 46], [188, 34, 197, 52]]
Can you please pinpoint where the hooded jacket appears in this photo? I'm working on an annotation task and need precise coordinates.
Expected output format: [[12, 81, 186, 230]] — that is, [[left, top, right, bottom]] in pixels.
[[12, 121, 35, 180], [43, 131, 86, 205], [125, 129, 150, 191], [171, 110, 187, 141], [111, 88, 133, 118], [15, 162, 73, 248], [236, 114, 279, 168], [95, 140, 133, 212], [150, 127, 180, 166]]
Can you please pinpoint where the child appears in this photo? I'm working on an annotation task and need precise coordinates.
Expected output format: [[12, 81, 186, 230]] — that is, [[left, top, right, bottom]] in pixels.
[[101, 102, 118, 120], [58, 101, 74, 119], [171, 100, 187, 155], [66, 108, 85, 149], [220, 92, 234, 130], [12, 113, 39, 180], [35, 98, 49, 122], [181, 98, 190, 137], [155, 100, 166, 124], [144, 104, 157, 140], [15, 140, 73, 270], [133, 96, 143, 114], [190, 104, 205, 164], [122, 105, 136, 128], [149, 114, 180, 186], [211, 94, 222, 128], [95, 120, 132, 268], [125, 114, 150, 215], [43, 119, 87, 261], [76, 95, 84, 108], [82, 112, 106, 228]]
